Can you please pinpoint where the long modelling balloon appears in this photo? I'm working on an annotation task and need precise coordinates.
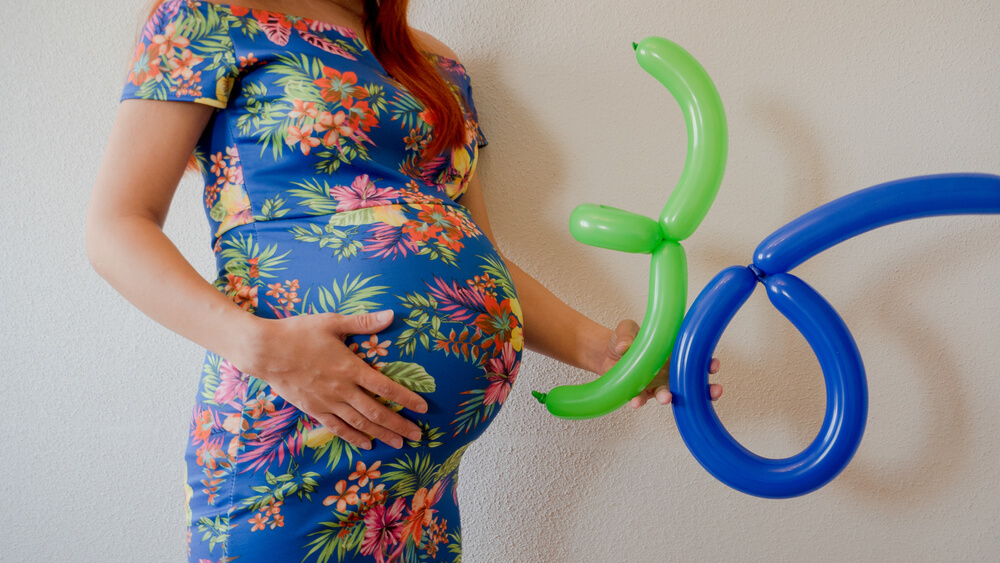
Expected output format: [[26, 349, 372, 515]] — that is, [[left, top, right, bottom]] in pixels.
[[671, 173, 1000, 498], [531, 36, 728, 419]]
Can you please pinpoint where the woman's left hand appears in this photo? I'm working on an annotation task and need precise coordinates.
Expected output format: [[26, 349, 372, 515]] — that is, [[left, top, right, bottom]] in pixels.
[[599, 319, 723, 409]]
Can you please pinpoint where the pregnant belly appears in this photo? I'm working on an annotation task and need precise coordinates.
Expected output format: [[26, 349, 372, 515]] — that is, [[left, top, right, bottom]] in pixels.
[[210, 203, 523, 441]]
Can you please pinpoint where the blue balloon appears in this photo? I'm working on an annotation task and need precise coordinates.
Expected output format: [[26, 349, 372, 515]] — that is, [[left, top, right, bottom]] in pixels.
[[672, 172, 1000, 498], [754, 173, 1000, 275]]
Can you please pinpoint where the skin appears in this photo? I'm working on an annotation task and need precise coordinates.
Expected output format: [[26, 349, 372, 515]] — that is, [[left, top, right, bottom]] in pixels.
[[86, 0, 721, 452]]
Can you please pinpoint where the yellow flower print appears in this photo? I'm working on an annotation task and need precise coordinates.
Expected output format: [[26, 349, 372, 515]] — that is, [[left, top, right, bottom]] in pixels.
[[304, 426, 335, 449], [510, 326, 523, 352], [372, 205, 407, 226], [212, 181, 254, 237]]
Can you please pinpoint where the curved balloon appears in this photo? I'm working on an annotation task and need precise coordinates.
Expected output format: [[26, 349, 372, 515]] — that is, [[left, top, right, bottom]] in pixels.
[[673, 173, 999, 498], [672, 268, 868, 498], [532, 36, 728, 419], [532, 241, 687, 418], [754, 173, 1000, 275]]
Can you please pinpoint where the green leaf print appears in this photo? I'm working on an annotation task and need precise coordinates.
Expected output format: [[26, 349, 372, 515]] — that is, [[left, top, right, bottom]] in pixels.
[[310, 273, 388, 315], [288, 178, 340, 215], [450, 389, 496, 437], [326, 207, 379, 228], [389, 91, 431, 133], [254, 195, 290, 221], [200, 352, 223, 404], [304, 515, 365, 563], [479, 254, 517, 300], [381, 454, 438, 498], [288, 223, 363, 262], [196, 515, 233, 554], [448, 532, 462, 563], [434, 443, 470, 483], [380, 361, 436, 393]]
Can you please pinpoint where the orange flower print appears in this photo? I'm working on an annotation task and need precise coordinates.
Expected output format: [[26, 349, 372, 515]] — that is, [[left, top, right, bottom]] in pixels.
[[192, 408, 215, 443], [249, 513, 269, 532], [360, 335, 389, 359], [315, 67, 366, 108], [289, 99, 318, 121], [126, 43, 162, 86], [150, 22, 189, 58], [168, 49, 204, 81], [285, 125, 321, 155], [323, 480, 361, 512], [314, 111, 354, 147], [349, 460, 382, 487]]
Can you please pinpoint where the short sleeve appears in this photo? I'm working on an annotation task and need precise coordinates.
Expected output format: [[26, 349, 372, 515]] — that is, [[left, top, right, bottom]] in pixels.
[[120, 0, 238, 109], [464, 79, 488, 149]]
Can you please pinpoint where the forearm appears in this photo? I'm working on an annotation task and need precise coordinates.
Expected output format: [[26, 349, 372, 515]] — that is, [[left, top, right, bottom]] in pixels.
[[86, 213, 263, 370], [501, 254, 611, 375]]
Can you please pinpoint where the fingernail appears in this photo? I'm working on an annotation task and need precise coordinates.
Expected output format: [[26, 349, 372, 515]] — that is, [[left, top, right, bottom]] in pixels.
[[376, 309, 393, 323], [410, 432, 422, 441], [361, 441, 371, 450], [393, 438, 403, 449], [417, 403, 428, 413]]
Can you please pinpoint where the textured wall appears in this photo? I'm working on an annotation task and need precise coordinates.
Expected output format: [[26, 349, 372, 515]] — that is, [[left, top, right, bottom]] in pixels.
[[3, 0, 999, 561]]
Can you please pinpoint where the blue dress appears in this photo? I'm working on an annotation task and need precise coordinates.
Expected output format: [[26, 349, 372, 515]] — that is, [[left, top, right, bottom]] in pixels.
[[120, 2, 522, 561]]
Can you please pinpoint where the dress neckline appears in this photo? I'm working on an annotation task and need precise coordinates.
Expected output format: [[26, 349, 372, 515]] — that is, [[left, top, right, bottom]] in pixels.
[[204, 1, 468, 73]]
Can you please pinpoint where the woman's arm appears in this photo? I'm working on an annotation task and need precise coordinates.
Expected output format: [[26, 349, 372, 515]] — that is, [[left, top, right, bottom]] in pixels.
[[457, 174, 615, 375], [87, 99, 427, 450], [86, 99, 261, 366], [460, 172, 722, 407]]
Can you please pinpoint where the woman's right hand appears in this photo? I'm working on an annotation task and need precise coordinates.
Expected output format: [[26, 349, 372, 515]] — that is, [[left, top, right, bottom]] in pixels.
[[240, 309, 427, 451]]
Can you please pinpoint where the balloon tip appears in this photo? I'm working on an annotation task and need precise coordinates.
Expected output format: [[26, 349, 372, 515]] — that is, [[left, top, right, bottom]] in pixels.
[[531, 390, 547, 404], [632, 41, 639, 51]]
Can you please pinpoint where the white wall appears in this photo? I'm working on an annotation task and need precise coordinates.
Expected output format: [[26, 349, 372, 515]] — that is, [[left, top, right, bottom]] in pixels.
[[3, 0, 999, 561]]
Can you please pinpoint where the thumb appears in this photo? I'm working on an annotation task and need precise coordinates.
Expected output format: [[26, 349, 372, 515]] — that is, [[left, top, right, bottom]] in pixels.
[[332, 309, 394, 337]]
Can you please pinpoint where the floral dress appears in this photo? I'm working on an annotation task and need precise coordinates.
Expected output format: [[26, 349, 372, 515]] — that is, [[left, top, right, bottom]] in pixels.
[[120, 2, 522, 561]]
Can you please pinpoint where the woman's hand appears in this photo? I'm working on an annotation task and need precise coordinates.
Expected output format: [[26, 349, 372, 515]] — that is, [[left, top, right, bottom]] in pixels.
[[240, 309, 427, 451], [598, 319, 723, 409]]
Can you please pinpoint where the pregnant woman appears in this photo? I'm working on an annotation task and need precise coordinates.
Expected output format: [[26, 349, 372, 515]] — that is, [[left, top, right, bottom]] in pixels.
[[87, 0, 721, 560]]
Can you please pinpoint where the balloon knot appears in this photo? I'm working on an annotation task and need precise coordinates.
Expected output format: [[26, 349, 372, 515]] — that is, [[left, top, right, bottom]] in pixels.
[[748, 263, 767, 282], [632, 42, 639, 51], [531, 390, 547, 404]]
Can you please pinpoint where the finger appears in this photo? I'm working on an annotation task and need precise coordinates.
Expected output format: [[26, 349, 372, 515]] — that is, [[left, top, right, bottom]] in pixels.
[[654, 385, 672, 405], [315, 412, 372, 450], [709, 383, 723, 401], [708, 357, 721, 374], [333, 401, 408, 449], [608, 319, 640, 359], [351, 390, 423, 443], [330, 309, 395, 338], [357, 363, 429, 415]]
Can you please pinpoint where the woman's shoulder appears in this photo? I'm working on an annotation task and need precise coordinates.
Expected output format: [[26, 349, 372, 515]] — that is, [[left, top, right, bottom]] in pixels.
[[411, 28, 461, 64]]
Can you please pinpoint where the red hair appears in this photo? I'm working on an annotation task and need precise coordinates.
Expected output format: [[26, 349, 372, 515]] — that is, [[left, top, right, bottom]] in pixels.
[[141, 0, 467, 172]]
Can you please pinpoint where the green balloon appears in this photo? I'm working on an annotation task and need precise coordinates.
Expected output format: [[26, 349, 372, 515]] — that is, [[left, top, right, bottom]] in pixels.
[[569, 204, 662, 254], [638, 37, 729, 241], [531, 37, 728, 419], [531, 241, 688, 418]]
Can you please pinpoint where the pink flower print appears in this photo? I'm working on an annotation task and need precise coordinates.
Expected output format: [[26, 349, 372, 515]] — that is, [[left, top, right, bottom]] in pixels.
[[225, 145, 240, 163], [323, 480, 360, 512], [360, 335, 389, 359], [285, 124, 320, 155], [168, 49, 204, 81], [225, 163, 243, 185], [214, 358, 250, 406], [289, 99, 319, 121], [360, 497, 406, 563], [483, 342, 520, 406], [328, 174, 399, 212]]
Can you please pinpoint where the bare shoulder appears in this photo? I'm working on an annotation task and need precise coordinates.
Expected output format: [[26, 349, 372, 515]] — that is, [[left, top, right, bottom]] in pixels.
[[411, 28, 461, 62]]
